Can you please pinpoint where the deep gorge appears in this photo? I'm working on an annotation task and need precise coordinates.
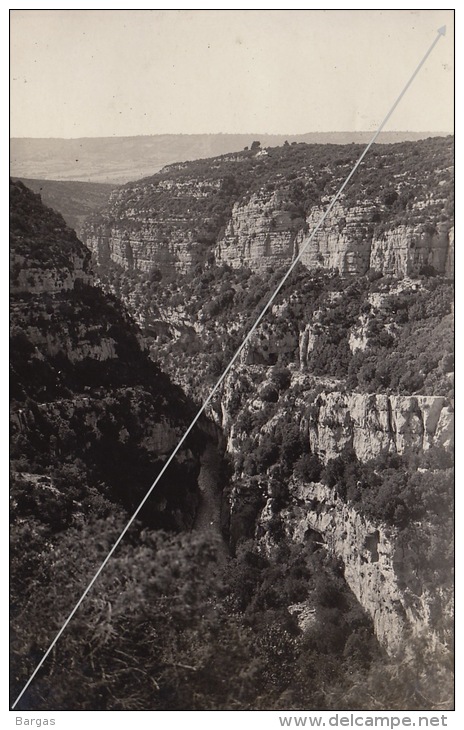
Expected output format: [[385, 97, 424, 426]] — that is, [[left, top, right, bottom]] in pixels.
[[10, 135, 454, 710]]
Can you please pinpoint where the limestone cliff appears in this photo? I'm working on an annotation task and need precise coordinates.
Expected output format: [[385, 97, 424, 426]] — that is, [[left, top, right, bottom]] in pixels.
[[271, 480, 452, 657], [85, 223, 197, 275], [83, 137, 454, 280], [10, 164, 454, 709], [10, 250, 92, 294], [218, 364, 453, 659], [369, 222, 453, 278], [216, 198, 454, 278], [214, 190, 302, 271], [10, 179, 93, 293], [10, 179, 206, 530], [84, 176, 222, 275], [306, 391, 454, 463]]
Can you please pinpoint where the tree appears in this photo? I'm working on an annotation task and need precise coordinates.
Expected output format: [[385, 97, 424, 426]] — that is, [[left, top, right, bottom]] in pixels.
[[149, 267, 163, 283], [382, 189, 399, 206]]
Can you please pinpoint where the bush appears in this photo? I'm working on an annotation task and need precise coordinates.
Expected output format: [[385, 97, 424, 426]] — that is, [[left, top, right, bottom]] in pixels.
[[259, 383, 279, 403], [270, 366, 292, 390], [294, 453, 323, 483]]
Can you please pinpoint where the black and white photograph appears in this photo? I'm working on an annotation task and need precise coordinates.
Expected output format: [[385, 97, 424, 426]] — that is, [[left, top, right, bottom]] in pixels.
[[9, 7, 455, 717]]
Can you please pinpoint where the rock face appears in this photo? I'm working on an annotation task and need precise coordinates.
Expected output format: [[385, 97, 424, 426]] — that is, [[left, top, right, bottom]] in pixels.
[[306, 392, 454, 463], [10, 179, 207, 530], [277, 480, 452, 656], [217, 199, 454, 278], [297, 202, 374, 275], [84, 176, 222, 276], [83, 137, 454, 280], [242, 321, 299, 365], [214, 191, 301, 272], [369, 223, 453, 278], [10, 180, 93, 293], [218, 366, 453, 657], [86, 224, 197, 275], [12, 394, 191, 471], [10, 250, 92, 293]]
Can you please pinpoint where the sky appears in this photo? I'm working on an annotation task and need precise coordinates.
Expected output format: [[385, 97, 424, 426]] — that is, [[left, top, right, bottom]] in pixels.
[[10, 9, 454, 138]]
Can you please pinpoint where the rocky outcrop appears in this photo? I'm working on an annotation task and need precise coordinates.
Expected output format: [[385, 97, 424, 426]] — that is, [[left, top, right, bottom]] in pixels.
[[84, 177, 222, 275], [83, 138, 453, 280], [275, 480, 452, 656], [306, 391, 453, 463], [297, 202, 374, 275], [221, 379, 454, 658], [86, 225, 197, 275], [347, 314, 370, 353], [370, 223, 453, 278], [14, 323, 118, 363], [89, 195, 454, 280], [214, 191, 301, 272], [242, 321, 299, 365], [9, 180, 93, 293], [220, 367, 453, 658], [10, 179, 207, 530], [216, 198, 454, 278], [10, 250, 92, 294]]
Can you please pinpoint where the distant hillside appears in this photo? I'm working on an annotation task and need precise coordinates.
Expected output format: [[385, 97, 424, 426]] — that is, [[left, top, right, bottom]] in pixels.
[[12, 177, 117, 236], [83, 136, 454, 282], [10, 132, 447, 184]]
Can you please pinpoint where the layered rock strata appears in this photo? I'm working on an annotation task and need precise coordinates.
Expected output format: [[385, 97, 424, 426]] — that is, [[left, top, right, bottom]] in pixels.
[[274, 480, 452, 656], [305, 392, 454, 463]]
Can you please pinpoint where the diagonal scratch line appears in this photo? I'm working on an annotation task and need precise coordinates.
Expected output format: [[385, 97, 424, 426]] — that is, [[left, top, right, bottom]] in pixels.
[[11, 25, 446, 710]]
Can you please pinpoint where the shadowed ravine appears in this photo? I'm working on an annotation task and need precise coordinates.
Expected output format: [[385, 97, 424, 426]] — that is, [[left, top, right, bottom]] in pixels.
[[193, 441, 228, 555]]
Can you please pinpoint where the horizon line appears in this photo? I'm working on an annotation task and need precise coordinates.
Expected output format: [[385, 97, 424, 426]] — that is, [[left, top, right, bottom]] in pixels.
[[10, 130, 453, 142]]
